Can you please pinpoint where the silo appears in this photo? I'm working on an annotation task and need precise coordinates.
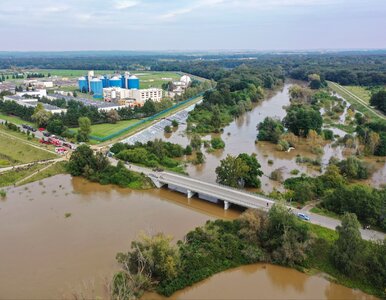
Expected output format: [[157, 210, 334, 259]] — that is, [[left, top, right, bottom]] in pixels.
[[128, 75, 140, 89], [120, 75, 125, 88], [78, 77, 88, 93], [90, 78, 103, 98], [109, 76, 121, 88], [100, 75, 109, 88]]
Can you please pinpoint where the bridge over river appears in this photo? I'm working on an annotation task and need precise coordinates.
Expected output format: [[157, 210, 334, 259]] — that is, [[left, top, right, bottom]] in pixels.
[[108, 159, 385, 242]]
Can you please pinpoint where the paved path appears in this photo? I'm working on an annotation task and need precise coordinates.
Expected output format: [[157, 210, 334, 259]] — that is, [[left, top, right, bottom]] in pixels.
[[110, 159, 385, 242]]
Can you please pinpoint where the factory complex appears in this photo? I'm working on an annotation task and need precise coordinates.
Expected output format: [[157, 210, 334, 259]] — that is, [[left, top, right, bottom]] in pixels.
[[78, 70, 163, 106]]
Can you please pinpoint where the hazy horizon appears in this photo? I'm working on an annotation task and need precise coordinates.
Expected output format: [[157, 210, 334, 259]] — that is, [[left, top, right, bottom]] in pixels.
[[1, 0, 385, 51]]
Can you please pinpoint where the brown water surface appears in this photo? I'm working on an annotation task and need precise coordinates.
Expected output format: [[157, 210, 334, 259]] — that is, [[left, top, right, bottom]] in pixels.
[[0, 175, 237, 299], [144, 264, 377, 300]]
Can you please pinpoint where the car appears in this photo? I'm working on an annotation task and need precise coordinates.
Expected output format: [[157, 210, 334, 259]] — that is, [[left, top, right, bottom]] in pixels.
[[297, 213, 310, 221], [43, 131, 50, 137]]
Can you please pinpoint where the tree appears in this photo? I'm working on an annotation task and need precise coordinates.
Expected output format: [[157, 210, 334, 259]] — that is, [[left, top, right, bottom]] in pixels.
[[332, 213, 365, 275], [194, 151, 205, 164], [190, 134, 202, 151], [31, 103, 52, 127], [210, 137, 225, 149], [308, 73, 322, 89], [237, 153, 263, 188], [116, 233, 180, 282], [77, 116, 91, 142], [67, 144, 96, 176], [283, 105, 323, 137], [210, 105, 222, 132], [257, 117, 285, 143], [142, 99, 157, 116], [184, 145, 193, 155], [164, 125, 172, 133], [370, 90, 386, 113], [292, 180, 315, 203], [46, 118, 66, 135], [107, 109, 120, 124], [171, 119, 178, 127], [337, 156, 370, 179], [215, 154, 250, 188]]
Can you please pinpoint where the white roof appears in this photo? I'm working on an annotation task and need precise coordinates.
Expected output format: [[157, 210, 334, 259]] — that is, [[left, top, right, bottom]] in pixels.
[[180, 75, 191, 84]]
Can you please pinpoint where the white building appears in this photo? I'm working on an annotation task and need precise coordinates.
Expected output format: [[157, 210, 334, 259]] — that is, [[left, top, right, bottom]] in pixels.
[[16, 89, 47, 98], [170, 75, 192, 97], [24, 80, 53, 88], [2, 95, 66, 114], [103, 87, 163, 106]]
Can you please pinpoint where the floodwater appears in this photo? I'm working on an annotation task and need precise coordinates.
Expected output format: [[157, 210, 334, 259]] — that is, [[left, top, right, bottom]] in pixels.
[[0, 176, 378, 299], [0, 175, 238, 299], [144, 264, 376, 300], [153, 83, 384, 191]]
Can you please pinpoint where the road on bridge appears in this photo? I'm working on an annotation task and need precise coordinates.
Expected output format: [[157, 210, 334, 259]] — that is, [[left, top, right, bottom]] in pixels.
[[109, 159, 386, 242]]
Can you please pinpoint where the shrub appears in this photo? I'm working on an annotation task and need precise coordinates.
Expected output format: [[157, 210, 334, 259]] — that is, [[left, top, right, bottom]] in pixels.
[[210, 137, 225, 149]]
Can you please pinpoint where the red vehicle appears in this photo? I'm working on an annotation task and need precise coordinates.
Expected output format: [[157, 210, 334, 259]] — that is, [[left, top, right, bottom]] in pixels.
[[48, 137, 62, 147], [38, 128, 45, 132]]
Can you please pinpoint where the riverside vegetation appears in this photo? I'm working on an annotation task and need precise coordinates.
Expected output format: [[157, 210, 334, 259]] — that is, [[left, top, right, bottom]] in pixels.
[[111, 205, 386, 299], [67, 145, 152, 189]]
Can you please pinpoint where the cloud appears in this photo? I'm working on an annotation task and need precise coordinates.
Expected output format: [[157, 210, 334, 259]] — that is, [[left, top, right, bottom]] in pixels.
[[159, 0, 226, 20], [114, 0, 138, 10]]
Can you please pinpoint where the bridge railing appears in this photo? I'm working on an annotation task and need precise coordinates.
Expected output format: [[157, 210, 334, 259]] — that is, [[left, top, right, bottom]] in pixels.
[[160, 169, 275, 203]]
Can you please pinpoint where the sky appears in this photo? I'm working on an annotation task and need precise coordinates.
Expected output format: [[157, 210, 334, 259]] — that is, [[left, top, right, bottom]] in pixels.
[[0, 0, 385, 51]]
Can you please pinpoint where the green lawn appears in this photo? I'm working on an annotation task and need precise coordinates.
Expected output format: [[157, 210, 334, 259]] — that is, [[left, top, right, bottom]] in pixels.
[[0, 113, 35, 126], [0, 163, 48, 187], [0, 130, 57, 167], [344, 86, 371, 103], [134, 71, 181, 89], [71, 119, 140, 138], [18, 161, 68, 186]]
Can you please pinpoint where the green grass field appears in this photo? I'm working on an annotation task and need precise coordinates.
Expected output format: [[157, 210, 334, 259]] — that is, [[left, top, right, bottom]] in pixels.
[[71, 119, 140, 138], [0, 113, 34, 126], [344, 86, 371, 103], [0, 163, 49, 187], [0, 130, 57, 167], [18, 161, 68, 186], [134, 71, 181, 89]]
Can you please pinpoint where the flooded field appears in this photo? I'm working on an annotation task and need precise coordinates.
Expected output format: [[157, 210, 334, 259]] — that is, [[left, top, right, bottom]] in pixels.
[[149, 83, 384, 192]]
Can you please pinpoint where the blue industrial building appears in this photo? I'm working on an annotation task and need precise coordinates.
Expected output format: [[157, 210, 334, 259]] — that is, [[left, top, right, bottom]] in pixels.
[[128, 75, 140, 89], [78, 71, 140, 98], [109, 76, 122, 88], [90, 78, 103, 99], [78, 77, 88, 93]]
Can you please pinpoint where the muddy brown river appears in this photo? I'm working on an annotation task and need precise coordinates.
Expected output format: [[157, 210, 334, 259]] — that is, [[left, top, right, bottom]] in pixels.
[[0, 176, 377, 299], [0, 83, 382, 299]]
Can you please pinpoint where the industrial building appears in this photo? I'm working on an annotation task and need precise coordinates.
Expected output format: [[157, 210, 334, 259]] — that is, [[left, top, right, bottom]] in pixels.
[[103, 87, 163, 106], [169, 75, 192, 97], [78, 71, 140, 98], [2, 95, 66, 114], [47, 93, 126, 112]]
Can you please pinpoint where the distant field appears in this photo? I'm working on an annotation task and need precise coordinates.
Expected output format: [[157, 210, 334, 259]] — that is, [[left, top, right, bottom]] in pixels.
[[344, 86, 371, 103], [0, 113, 34, 126], [71, 119, 140, 138], [134, 71, 181, 89], [0, 130, 57, 167]]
